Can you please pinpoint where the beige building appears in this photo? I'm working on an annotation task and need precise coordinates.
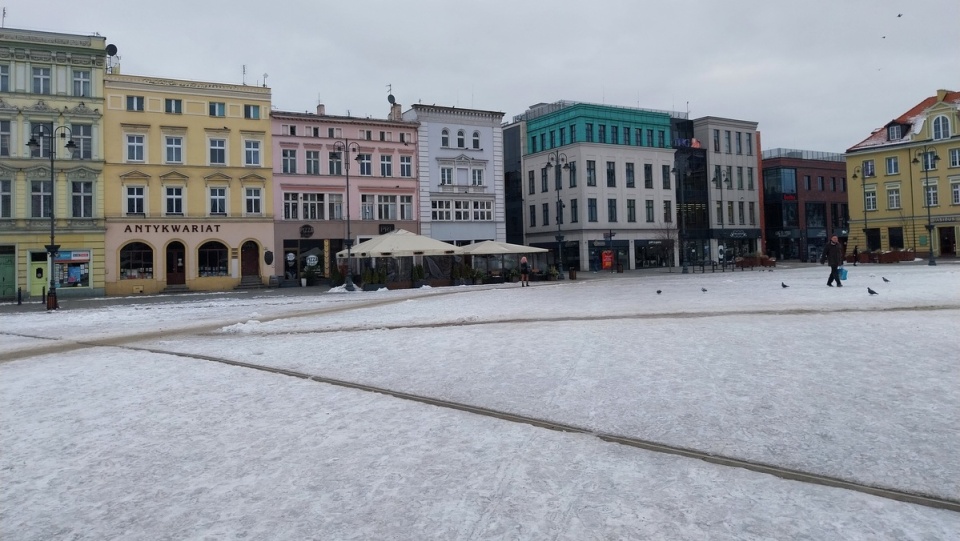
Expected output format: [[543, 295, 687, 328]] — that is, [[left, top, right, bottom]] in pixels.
[[102, 73, 273, 295], [0, 28, 107, 301]]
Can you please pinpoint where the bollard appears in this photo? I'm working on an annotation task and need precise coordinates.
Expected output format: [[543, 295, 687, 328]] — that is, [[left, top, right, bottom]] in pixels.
[[17, 286, 22, 305], [41, 286, 45, 304]]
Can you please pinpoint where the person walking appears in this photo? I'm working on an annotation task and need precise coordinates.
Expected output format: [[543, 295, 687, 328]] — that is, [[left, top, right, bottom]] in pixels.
[[820, 235, 845, 287], [852, 245, 859, 266], [519, 256, 530, 287]]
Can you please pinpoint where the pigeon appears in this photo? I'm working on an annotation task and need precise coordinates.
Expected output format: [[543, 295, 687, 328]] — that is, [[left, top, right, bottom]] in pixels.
[[882, 277, 890, 283], [701, 287, 708, 293], [781, 282, 789, 288], [656, 290, 662, 295], [868, 287, 879, 295]]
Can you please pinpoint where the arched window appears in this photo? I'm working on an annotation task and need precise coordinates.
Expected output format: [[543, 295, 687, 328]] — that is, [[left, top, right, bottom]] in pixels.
[[933, 115, 950, 140], [119, 241, 154, 280], [198, 241, 228, 276], [441, 129, 449, 147], [472, 131, 481, 149], [457, 130, 465, 148]]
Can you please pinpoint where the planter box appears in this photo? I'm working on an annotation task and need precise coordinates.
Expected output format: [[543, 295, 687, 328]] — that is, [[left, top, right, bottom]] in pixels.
[[898, 250, 915, 261], [362, 283, 386, 291], [878, 252, 900, 264]]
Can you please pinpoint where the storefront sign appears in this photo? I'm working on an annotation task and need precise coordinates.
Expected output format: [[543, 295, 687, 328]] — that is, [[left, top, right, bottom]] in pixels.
[[54, 250, 90, 262], [379, 224, 396, 234], [601, 250, 614, 270], [299, 224, 314, 238], [123, 224, 222, 233], [933, 217, 957, 223]]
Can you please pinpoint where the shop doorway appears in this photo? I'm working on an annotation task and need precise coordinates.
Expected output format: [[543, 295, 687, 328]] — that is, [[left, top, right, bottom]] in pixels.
[[939, 226, 956, 257], [0, 251, 15, 299], [166, 242, 186, 285], [240, 241, 260, 276]]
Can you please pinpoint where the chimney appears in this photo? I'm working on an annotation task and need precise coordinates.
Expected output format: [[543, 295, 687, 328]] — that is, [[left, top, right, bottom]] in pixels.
[[316, 103, 325, 115], [936, 89, 948, 102], [389, 102, 402, 121]]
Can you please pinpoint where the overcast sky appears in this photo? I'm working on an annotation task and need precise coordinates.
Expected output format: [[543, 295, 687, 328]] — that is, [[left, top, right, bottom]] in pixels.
[[8, 0, 959, 153]]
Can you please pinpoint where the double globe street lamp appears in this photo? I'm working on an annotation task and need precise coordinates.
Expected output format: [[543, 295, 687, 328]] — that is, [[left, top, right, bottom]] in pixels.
[[912, 146, 940, 266], [27, 124, 76, 310], [544, 150, 568, 278], [333, 139, 361, 290], [671, 165, 689, 274]]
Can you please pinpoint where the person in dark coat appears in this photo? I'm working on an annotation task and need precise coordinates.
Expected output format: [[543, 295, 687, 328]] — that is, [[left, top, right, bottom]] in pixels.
[[820, 235, 845, 287], [852, 245, 859, 266], [519, 256, 530, 287]]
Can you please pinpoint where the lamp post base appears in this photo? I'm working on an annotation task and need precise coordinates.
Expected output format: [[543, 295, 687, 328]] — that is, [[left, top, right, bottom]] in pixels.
[[928, 257, 937, 266], [344, 276, 356, 291], [46, 289, 58, 310]]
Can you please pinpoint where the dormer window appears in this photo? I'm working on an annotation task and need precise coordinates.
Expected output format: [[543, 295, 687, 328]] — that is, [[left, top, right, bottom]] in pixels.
[[933, 115, 950, 140], [887, 125, 901, 141]]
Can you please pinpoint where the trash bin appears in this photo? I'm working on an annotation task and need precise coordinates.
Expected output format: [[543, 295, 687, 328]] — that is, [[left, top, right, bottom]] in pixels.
[[616, 263, 624, 273], [569, 267, 577, 280]]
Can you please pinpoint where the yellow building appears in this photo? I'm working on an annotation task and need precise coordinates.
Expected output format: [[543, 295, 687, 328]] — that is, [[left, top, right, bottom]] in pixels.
[[0, 28, 107, 301], [103, 73, 273, 295], [845, 89, 960, 261]]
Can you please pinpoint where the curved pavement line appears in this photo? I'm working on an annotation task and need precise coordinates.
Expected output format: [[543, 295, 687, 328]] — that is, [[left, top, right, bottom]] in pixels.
[[103, 343, 960, 514]]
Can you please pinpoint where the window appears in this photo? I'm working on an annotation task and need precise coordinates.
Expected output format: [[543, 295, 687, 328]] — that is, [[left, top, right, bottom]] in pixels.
[[627, 199, 636, 222], [305, 150, 319, 175], [953, 182, 960, 205], [735, 132, 742, 155], [663, 200, 672, 223], [126, 186, 145, 215], [284, 193, 299, 220], [0, 179, 10, 218], [358, 154, 372, 176], [33, 67, 51, 94], [865, 189, 877, 211], [165, 186, 183, 215], [72, 124, 93, 160], [468, 200, 491, 222], [528, 204, 536, 227], [400, 155, 412, 177], [586, 160, 596, 186], [598, 125, 606, 144], [119, 242, 154, 280], [724, 130, 731, 153], [662, 165, 671, 189], [817, 177, 824, 191], [606, 161, 616, 187], [126, 96, 144, 111], [209, 139, 226, 165], [747, 168, 755, 190], [644, 164, 653, 189], [28, 181, 48, 218], [887, 187, 901, 209], [328, 194, 343, 220], [636, 128, 643, 146], [165, 99, 182, 114], [530, 135, 537, 154], [381, 155, 393, 177], [549, 130, 556, 148], [570, 198, 578, 223], [281, 149, 296, 173], [30, 123, 52, 158], [245, 187, 262, 215], [528, 170, 535, 195], [246, 140, 262, 166], [570, 124, 577, 143], [541, 167, 548, 193], [736, 167, 744, 190], [888, 125, 902, 140], [585, 123, 594, 142], [198, 242, 228, 276], [0, 65, 8, 92], [73, 70, 91, 97], [950, 148, 960, 168], [328, 151, 342, 175], [400, 195, 413, 220], [472, 131, 481, 149], [587, 198, 598, 222], [166, 136, 183, 163], [932, 115, 950, 140], [441, 167, 453, 185], [919, 151, 938, 171], [244, 104, 260, 119], [303, 193, 323, 220], [209, 187, 227, 215], [746, 133, 753, 155], [359, 129, 372, 141], [209, 102, 226, 117], [328, 127, 341, 138], [716, 201, 723, 224], [453, 200, 471, 221], [611, 126, 618, 145], [645, 200, 654, 222], [472, 169, 484, 186], [559, 127, 566, 146], [886, 157, 899, 175], [569, 162, 577, 188], [0, 120, 9, 157], [624, 127, 631, 146], [727, 201, 734, 225], [441, 129, 450, 147], [924, 183, 938, 207], [889, 227, 904, 249], [749, 202, 756, 225], [377, 195, 397, 220], [126, 135, 145, 162], [863, 160, 875, 177], [542, 203, 549, 226], [713, 129, 720, 152]]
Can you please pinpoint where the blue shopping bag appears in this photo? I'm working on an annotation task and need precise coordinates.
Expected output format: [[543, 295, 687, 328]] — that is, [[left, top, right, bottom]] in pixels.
[[839, 267, 848, 280]]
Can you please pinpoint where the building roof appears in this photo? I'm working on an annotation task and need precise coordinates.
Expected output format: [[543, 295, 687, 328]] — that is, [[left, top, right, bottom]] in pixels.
[[846, 89, 960, 153]]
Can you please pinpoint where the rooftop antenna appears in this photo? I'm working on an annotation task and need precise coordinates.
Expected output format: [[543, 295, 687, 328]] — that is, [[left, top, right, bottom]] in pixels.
[[2, 8, 6, 28], [242, 65, 246, 85], [105, 43, 119, 74], [262, 73, 268, 88]]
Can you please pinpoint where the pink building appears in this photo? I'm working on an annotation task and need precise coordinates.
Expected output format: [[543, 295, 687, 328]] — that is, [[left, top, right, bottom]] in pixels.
[[270, 102, 419, 282]]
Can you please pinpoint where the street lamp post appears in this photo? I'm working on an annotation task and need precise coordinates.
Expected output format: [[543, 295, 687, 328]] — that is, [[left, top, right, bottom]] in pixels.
[[544, 150, 568, 278], [671, 166, 689, 274], [27, 124, 76, 310], [714, 170, 729, 268], [851, 164, 868, 252], [912, 146, 940, 266], [334, 138, 361, 290]]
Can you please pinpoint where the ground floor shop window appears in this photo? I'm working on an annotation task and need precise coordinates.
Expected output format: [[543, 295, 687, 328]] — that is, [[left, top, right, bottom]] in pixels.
[[119, 242, 154, 279], [198, 241, 228, 277]]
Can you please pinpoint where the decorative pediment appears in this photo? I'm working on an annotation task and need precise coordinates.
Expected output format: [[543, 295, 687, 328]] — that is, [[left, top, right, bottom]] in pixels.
[[23, 165, 52, 179], [159, 170, 190, 182], [204, 171, 232, 185], [65, 102, 102, 117], [27, 100, 53, 112], [65, 167, 102, 181], [119, 169, 152, 181], [239, 173, 267, 184], [0, 98, 17, 112], [438, 153, 487, 166]]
